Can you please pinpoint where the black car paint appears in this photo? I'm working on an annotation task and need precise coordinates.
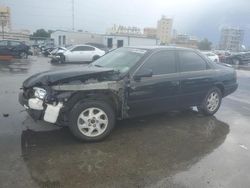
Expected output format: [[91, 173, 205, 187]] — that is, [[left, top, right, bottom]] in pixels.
[[22, 66, 117, 87], [19, 47, 238, 123], [0, 40, 30, 57]]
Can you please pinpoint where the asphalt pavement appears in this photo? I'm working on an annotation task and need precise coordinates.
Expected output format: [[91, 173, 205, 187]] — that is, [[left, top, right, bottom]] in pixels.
[[0, 57, 250, 188]]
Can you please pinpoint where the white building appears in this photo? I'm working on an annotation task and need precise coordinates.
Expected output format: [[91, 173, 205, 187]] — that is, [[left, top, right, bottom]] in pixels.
[[106, 24, 142, 35], [103, 34, 159, 49], [157, 16, 173, 44], [0, 6, 11, 32], [0, 30, 30, 43], [51, 30, 103, 46], [219, 27, 244, 52]]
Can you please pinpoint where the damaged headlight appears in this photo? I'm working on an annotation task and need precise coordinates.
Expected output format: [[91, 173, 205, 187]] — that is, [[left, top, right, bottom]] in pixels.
[[33, 87, 47, 99]]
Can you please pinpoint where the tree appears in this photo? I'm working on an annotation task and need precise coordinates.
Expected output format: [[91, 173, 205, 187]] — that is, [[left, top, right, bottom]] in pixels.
[[31, 29, 51, 39], [198, 38, 212, 51]]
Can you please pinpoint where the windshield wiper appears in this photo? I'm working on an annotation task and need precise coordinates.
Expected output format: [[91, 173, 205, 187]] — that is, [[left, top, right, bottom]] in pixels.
[[94, 64, 103, 67]]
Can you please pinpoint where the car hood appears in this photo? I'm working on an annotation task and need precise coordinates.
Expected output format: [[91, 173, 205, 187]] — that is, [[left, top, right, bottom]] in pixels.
[[23, 65, 116, 88]]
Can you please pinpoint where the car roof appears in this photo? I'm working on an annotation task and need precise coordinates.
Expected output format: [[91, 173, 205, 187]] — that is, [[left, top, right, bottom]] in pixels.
[[126, 45, 196, 51]]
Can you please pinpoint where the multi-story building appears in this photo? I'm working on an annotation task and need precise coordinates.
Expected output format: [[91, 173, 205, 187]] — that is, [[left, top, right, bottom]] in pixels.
[[171, 34, 199, 49], [219, 27, 244, 52], [0, 6, 11, 32], [143, 27, 157, 38], [157, 16, 173, 44]]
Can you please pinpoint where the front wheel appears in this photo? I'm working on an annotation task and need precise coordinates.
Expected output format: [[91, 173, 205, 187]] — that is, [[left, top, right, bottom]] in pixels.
[[19, 52, 28, 59], [198, 87, 222, 116], [69, 100, 115, 141]]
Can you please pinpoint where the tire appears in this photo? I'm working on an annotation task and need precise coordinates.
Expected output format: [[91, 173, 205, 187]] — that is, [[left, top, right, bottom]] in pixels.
[[198, 87, 222, 116], [69, 100, 115, 142], [92, 55, 100, 61]]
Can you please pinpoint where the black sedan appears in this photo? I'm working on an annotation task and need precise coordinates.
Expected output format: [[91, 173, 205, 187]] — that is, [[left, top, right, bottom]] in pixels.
[[19, 46, 238, 141], [0, 40, 30, 58]]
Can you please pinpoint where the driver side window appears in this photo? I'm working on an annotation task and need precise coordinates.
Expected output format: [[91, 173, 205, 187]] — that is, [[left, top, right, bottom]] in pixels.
[[140, 50, 176, 75]]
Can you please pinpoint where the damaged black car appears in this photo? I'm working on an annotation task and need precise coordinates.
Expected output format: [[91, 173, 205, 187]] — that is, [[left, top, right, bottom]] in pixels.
[[19, 46, 238, 141]]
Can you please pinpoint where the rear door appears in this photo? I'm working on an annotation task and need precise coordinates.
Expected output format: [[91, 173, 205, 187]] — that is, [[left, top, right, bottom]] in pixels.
[[177, 50, 216, 107], [128, 50, 180, 117]]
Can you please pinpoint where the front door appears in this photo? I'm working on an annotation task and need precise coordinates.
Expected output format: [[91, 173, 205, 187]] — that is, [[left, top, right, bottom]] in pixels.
[[128, 50, 180, 117]]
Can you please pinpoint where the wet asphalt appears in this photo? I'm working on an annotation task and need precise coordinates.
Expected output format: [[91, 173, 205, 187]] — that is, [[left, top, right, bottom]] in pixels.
[[0, 57, 250, 188]]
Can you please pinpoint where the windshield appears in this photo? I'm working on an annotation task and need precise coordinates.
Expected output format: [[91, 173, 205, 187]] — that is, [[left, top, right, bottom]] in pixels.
[[92, 48, 147, 73]]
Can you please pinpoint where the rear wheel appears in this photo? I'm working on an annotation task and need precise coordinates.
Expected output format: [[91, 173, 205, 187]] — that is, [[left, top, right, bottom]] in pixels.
[[69, 100, 115, 141], [19, 52, 28, 59], [198, 87, 222, 116]]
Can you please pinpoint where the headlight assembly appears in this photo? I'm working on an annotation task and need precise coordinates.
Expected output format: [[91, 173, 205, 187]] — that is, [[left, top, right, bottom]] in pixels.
[[33, 87, 47, 99]]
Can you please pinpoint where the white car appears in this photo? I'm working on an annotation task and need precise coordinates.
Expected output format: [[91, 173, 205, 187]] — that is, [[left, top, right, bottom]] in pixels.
[[202, 51, 219, 62], [62, 45, 106, 63]]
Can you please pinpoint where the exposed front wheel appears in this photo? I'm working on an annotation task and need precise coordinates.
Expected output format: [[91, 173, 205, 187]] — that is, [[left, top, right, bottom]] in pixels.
[[69, 101, 115, 141], [198, 87, 222, 116]]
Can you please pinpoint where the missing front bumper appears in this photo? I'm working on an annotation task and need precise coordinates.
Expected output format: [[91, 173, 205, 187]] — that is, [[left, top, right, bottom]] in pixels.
[[18, 92, 63, 123]]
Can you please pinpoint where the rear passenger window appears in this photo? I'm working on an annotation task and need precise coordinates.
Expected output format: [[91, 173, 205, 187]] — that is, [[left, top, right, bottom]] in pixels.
[[179, 51, 207, 72], [141, 51, 176, 75], [72, 46, 95, 51]]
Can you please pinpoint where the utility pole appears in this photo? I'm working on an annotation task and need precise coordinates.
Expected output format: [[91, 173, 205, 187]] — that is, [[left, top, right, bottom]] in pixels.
[[0, 13, 7, 39], [72, 0, 75, 31]]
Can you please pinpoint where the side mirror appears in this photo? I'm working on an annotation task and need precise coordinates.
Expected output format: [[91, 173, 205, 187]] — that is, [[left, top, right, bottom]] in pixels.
[[134, 68, 153, 81]]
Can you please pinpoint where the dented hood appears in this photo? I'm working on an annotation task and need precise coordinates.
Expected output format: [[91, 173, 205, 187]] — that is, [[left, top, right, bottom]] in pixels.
[[23, 65, 115, 88]]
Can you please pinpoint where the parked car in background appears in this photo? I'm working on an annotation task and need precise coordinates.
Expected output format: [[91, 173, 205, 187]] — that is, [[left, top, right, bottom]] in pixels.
[[59, 44, 106, 63], [42, 47, 55, 57], [19, 46, 238, 141], [85, 43, 109, 53], [0, 40, 30, 59], [202, 51, 219, 62], [48, 47, 67, 56], [223, 52, 250, 65], [213, 50, 231, 63]]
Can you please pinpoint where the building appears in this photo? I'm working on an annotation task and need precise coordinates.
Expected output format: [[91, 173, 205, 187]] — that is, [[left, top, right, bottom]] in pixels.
[[171, 34, 199, 49], [51, 30, 103, 46], [0, 30, 30, 43], [103, 34, 159, 49], [143, 27, 157, 38], [0, 6, 11, 32], [219, 27, 244, 52], [106, 24, 142, 35], [157, 16, 173, 44]]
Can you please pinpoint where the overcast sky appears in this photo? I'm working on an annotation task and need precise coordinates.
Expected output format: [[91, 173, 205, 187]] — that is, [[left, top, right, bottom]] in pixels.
[[1, 0, 250, 45]]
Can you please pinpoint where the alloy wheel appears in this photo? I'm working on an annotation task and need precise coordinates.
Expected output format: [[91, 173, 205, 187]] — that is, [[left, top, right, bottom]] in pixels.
[[77, 107, 109, 137], [206, 91, 220, 112]]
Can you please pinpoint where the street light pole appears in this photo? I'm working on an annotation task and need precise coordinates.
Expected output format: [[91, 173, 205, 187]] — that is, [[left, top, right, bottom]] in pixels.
[[1, 22, 4, 39], [0, 13, 7, 39]]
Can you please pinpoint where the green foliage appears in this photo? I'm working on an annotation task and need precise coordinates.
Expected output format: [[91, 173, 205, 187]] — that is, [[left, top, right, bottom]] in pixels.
[[31, 29, 53, 39], [198, 38, 212, 50]]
